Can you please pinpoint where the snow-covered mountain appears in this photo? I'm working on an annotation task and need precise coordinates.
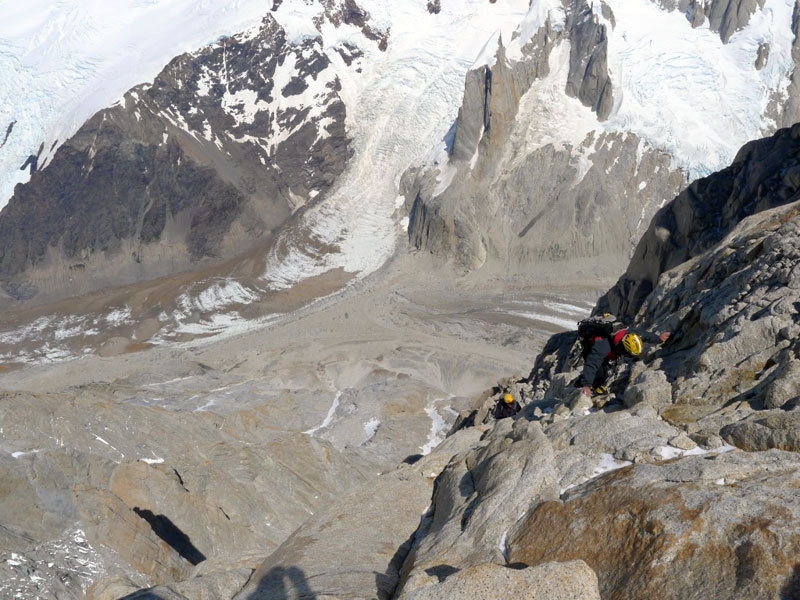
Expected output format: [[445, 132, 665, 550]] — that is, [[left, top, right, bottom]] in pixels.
[[0, 0, 274, 210], [2, 2, 800, 598], [0, 0, 797, 361]]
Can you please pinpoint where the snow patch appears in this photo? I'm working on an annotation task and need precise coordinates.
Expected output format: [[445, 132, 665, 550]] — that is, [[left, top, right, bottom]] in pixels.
[[420, 404, 448, 455], [560, 452, 632, 495], [305, 391, 343, 435], [362, 417, 381, 444]]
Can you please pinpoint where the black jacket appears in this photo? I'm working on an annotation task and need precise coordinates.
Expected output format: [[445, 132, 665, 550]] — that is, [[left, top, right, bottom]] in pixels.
[[494, 400, 521, 419], [579, 327, 662, 388]]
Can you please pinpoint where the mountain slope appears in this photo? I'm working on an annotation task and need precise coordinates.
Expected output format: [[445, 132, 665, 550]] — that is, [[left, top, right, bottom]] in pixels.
[[599, 122, 800, 320], [403, 0, 799, 286], [1, 0, 796, 316], [0, 12, 353, 306]]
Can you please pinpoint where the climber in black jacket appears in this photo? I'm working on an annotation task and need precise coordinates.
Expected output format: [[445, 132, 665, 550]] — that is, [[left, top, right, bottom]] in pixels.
[[494, 393, 521, 419], [578, 326, 670, 398]]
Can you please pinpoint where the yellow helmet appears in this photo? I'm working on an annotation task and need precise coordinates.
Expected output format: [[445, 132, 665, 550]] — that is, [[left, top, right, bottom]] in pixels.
[[623, 333, 644, 356], [503, 393, 514, 404]]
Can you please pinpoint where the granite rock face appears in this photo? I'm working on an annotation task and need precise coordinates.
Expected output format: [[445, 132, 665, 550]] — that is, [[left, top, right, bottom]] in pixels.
[[564, 0, 614, 120], [656, 0, 766, 43], [509, 451, 800, 600], [405, 0, 688, 286], [397, 560, 601, 600], [598, 123, 800, 322]]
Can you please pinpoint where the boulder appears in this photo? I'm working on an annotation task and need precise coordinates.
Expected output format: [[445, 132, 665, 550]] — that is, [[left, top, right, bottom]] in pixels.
[[396, 560, 600, 600], [623, 369, 672, 409], [764, 359, 800, 409], [509, 450, 800, 600], [720, 411, 800, 452]]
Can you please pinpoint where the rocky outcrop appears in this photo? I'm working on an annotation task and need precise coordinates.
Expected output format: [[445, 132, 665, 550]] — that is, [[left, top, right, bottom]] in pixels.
[[398, 560, 601, 600], [509, 450, 800, 600], [564, 0, 614, 120], [0, 14, 353, 307], [316, 0, 389, 50], [656, 0, 764, 43], [599, 123, 800, 321], [405, 2, 688, 285]]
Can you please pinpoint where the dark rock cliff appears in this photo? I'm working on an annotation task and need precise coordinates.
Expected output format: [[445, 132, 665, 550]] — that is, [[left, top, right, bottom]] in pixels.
[[598, 123, 800, 321], [564, 0, 614, 120]]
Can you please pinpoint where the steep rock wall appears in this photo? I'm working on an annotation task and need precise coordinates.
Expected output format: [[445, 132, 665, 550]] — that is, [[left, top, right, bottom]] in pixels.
[[598, 123, 800, 321], [405, 0, 688, 287]]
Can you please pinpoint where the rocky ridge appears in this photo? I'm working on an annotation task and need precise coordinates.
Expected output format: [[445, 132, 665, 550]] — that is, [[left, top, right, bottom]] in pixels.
[[392, 124, 800, 599], [68, 125, 800, 600]]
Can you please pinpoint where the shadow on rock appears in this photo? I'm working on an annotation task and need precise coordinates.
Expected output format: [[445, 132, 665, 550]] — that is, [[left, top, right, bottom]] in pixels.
[[376, 529, 419, 599], [132, 507, 206, 566], [246, 566, 317, 600], [781, 564, 800, 599]]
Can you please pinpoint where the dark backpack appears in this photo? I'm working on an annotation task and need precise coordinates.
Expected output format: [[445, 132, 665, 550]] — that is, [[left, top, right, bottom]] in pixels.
[[577, 314, 616, 358]]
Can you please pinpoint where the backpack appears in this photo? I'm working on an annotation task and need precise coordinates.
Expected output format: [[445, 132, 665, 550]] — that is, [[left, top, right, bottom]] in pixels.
[[576, 314, 616, 359]]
